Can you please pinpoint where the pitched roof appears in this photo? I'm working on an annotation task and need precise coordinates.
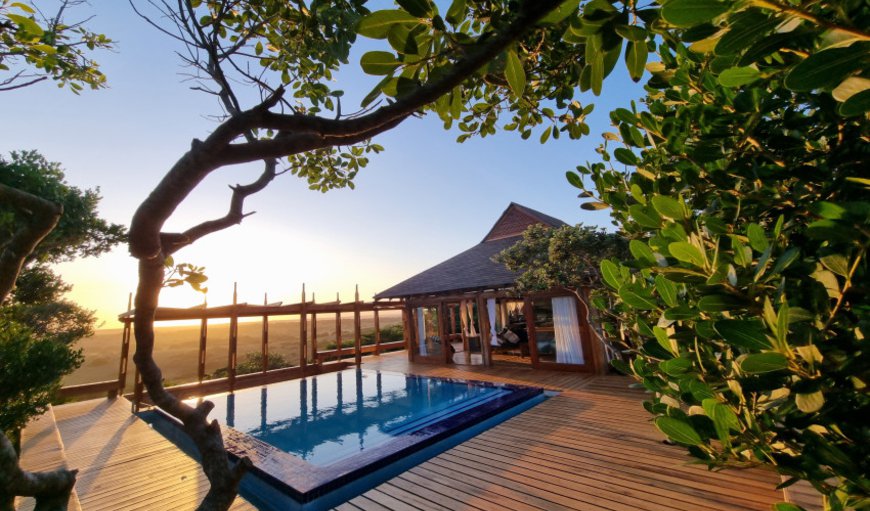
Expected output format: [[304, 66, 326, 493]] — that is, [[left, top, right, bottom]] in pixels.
[[375, 203, 568, 300], [482, 202, 568, 242]]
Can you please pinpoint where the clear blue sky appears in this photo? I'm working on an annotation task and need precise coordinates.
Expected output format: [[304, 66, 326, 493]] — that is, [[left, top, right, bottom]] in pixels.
[[1, 2, 645, 328]]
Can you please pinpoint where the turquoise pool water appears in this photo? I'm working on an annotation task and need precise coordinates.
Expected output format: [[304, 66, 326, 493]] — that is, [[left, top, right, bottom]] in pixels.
[[185, 369, 510, 466], [145, 368, 544, 510]]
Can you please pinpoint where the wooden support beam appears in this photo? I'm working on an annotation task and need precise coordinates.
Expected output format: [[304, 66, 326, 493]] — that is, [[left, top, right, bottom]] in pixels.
[[354, 285, 362, 365], [117, 293, 133, 396], [373, 308, 381, 356], [300, 284, 308, 371], [228, 283, 239, 392], [311, 292, 318, 365], [335, 292, 342, 361], [198, 309, 208, 383], [404, 304, 414, 362], [478, 294, 492, 366], [262, 293, 269, 373]]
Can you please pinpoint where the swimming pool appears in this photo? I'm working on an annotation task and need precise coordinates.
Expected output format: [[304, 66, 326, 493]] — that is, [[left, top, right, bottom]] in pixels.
[[141, 368, 544, 510]]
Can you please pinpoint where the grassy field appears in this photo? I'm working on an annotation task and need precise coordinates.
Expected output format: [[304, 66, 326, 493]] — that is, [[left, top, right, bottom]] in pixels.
[[63, 311, 403, 390]]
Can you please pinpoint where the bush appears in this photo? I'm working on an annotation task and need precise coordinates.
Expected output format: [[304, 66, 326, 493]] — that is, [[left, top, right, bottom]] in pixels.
[[0, 319, 82, 436], [572, 2, 869, 507]]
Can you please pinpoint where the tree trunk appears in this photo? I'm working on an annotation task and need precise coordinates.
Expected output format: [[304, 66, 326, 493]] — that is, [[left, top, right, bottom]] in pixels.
[[0, 432, 77, 511]]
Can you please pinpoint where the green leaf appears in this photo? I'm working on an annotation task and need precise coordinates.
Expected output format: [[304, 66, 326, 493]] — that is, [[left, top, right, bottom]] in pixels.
[[746, 223, 768, 252], [661, 0, 729, 28], [655, 416, 703, 445], [630, 240, 658, 266], [653, 326, 677, 356], [396, 0, 435, 18], [660, 357, 693, 376], [7, 14, 44, 37], [625, 41, 648, 82], [773, 504, 806, 511], [619, 286, 658, 310], [664, 305, 699, 320], [629, 204, 662, 228], [795, 391, 824, 413], [505, 49, 526, 98], [702, 398, 739, 444], [770, 247, 800, 275], [445, 0, 466, 24], [357, 10, 419, 39], [820, 254, 850, 277], [600, 260, 622, 289], [714, 9, 779, 57], [718, 66, 761, 87], [655, 275, 678, 307], [614, 147, 638, 165], [739, 352, 788, 374], [540, 0, 578, 24], [714, 319, 771, 350], [360, 51, 401, 75], [839, 88, 870, 116], [615, 25, 647, 42], [668, 241, 706, 267], [785, 45, 868, 92], [566, 171, 584, 189], [651, 195, 687, 220], [698, 294, 742, 312]]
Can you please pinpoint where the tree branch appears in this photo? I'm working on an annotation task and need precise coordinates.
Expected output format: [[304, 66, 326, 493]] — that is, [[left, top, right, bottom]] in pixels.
[[0, 432, 78, 511], [0, 184, 63, 303]]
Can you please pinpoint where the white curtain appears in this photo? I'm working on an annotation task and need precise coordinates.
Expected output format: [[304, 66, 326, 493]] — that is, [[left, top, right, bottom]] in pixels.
[[416, 307, 428, 356], [464, 301, 477, 337], [487, 298, 499, 346], [552, 296, 584, 364]]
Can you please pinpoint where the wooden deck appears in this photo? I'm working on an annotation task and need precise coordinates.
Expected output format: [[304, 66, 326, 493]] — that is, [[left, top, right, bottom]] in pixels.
[[341, 354, 791, 511], [18, 398, 255, 511], [20, 351, 820, 510]]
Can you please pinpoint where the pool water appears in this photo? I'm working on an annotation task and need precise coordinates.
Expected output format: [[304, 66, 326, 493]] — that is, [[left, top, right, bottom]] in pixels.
[[143, 368, 544, 510], [188, 369, 511, 466]]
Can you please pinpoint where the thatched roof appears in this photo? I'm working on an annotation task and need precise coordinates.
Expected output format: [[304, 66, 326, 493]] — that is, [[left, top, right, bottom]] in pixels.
[[375, 203, 567, 299]]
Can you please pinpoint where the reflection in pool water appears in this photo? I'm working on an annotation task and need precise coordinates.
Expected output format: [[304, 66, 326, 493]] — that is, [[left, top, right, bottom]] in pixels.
[[187, 369, 508, 466]]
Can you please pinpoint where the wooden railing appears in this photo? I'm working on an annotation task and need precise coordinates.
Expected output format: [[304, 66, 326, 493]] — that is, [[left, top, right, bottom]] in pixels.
[[57, 286, 409, 407]]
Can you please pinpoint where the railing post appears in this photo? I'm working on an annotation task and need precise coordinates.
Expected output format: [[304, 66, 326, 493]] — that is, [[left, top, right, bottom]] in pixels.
[[374, 307, 381, 356], [132, 367, 143, 412], [198, 297, 208, 383], [116, 293, 133, 398], [228, 283, 238, 392], [354, 285, 362, 365], [335, 292, 342, 362], [311, 293, 318, 365], [300, 284, 308, 372], [262, 293, 269, 374]]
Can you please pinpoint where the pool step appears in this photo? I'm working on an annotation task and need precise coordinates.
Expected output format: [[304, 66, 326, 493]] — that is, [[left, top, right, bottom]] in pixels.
[[15, 405, 82, 511], [384, 389, 511, 436]]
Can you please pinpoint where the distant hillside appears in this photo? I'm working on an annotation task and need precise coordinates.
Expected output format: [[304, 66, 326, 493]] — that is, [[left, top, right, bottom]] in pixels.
[[64, 312, 403, 389]]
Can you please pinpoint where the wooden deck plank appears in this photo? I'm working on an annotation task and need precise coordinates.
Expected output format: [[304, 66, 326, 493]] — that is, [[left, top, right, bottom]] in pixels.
[[29, 351, 795, 511], [345, 353, 787, 511], [49, 397, 256, 511]]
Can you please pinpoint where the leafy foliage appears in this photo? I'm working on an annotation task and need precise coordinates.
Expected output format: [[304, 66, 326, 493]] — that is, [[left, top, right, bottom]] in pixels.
[[0, 319, 82, 435], [1, 151, 123, 436], [494, 223, 628, 291], [0, 0, 112, 92], [0, 150, 127, 264], [562, 0, 869, 507]]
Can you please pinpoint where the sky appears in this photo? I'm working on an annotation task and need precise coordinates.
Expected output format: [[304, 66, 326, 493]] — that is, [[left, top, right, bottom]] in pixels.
[[1, 1, 646, 329]]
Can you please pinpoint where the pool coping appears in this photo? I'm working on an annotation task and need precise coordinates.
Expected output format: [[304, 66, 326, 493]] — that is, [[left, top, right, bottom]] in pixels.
[[142, 369, 543, 504]]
